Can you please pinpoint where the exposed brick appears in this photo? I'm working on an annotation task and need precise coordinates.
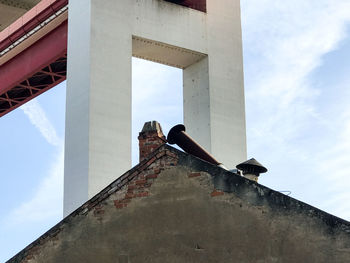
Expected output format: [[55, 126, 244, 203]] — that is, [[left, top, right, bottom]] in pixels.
[[137, 184, 145, 189], [115, 199, 130, 205], [125, 193, 134, 199], [115, 203, 127, 209], [135, 179, 147, 185], [128, 185, 136, 190], [188, 172, 201, 178], [136, 192, 149, 197], [138, 122, 166, 161], [146, 174, 158, 179], [114, 200, 128, 209], [146, 156, 157, 166], [166, 150, 178, 158], [211, 190, 225, 197], [156, 152, 166, 158]]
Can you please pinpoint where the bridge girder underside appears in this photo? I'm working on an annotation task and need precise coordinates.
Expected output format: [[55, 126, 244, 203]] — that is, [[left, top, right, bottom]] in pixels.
[[0, 55, 66, 116]]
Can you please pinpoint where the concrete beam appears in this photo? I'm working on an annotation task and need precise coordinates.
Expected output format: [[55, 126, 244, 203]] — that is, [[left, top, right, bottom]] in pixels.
[[132, 36, 206, 69]]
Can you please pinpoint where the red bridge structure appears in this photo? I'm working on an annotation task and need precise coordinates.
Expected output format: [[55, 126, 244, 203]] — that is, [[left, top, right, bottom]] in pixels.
[[0, 0, 68, 117], [0, 0, 205, 117]]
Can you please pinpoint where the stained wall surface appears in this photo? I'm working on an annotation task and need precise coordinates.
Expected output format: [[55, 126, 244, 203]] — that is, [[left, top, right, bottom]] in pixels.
[[10, 147, 350, 263]]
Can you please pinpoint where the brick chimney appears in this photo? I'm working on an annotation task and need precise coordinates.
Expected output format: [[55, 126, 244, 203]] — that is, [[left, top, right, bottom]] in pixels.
[[138, 121, 167, 162]]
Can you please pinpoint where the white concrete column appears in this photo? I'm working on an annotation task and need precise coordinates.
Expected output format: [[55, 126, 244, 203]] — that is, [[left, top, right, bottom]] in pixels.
[[183, 57, 211, 152], [64, 0, 132, 216], [183, 0, 247, 167], [207, 0, 247, 167]]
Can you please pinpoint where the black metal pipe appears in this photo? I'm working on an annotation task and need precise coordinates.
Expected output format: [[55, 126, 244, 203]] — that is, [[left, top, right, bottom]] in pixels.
[[167, 124, 221, 166]]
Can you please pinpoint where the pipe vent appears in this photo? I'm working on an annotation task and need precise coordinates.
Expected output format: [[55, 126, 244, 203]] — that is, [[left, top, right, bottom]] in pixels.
[[236, 158, 267, 182]]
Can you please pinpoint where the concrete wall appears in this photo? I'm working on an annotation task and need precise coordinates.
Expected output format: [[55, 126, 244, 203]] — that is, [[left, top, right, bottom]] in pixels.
[[14, 148, 350, 263]]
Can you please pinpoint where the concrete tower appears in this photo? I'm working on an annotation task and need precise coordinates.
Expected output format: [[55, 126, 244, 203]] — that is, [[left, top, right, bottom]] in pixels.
[[64, 0, 247, 216]]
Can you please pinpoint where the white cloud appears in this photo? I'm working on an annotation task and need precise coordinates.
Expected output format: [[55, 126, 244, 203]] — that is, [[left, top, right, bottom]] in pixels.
[[20, 99, 62, 146], [4, 99, 64, 225], [6, 146, 64, 225], [242, 0, 350, 219]]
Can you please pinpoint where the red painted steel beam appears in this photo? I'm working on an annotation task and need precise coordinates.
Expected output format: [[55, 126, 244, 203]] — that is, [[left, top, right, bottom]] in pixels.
[[0, 21, 68, 117], [0, 0, 68, 52], [0, 0, 204, 117]]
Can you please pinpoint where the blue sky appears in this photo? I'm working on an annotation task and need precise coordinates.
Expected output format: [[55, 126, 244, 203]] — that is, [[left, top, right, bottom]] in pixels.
[[1, 0, 350, 261]]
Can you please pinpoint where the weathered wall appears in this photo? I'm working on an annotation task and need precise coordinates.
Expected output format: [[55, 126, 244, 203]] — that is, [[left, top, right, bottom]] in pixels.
[[10, 147, 350, 263]]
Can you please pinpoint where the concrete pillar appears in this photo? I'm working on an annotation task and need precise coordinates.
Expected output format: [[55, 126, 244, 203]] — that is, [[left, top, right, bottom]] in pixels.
[[206, 0, 247, 166], [64, 0, 132, 216], [64, 0, 246, 216], [183, 57, 211, 152], [183, 0, 246, 167]]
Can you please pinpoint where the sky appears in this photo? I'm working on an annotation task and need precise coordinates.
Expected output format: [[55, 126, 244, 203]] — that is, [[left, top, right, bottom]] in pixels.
[[1, 0, 350, 261]]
